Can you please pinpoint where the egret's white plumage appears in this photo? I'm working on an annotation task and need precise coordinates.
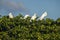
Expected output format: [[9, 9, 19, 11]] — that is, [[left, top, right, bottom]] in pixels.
[[9, 12, 14, 18], [24, 14, 29, 19], [31, 13, 37, 20], [39, 12, 47, 20]]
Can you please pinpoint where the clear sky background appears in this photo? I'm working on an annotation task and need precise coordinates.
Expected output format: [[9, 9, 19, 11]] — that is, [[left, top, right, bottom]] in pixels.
[[0, 0, 60, 20]]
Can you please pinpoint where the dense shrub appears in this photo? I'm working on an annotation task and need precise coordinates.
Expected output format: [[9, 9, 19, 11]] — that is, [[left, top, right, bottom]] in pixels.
[[0, 14, 60, 40]]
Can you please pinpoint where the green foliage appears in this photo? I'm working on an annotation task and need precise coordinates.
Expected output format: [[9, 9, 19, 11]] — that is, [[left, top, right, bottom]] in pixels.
[[0, 14, 60, 40]]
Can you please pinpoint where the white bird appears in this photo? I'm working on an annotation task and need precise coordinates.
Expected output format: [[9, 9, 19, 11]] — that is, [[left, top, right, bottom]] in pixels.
[[8, 12, 14, 18], [24, 14, 30, 19], [39, 12, 47, 20], [31, 13, 37, 20]]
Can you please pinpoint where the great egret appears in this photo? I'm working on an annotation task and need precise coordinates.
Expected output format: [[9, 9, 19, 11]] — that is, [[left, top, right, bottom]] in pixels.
[[39, 12, 47, 20], [24, 14, 30, 19], [31, 13, 37, 20], [8, 12, 14, 18]]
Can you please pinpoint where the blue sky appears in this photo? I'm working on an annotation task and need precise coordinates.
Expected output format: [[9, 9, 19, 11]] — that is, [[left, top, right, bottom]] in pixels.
[[0, 0, 60, 20]]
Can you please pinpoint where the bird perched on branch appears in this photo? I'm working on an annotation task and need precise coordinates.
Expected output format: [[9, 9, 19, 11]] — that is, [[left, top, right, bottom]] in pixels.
[[31, 13, 37, 20], [39, 11, 47, 20], [8, 12, 14, 18], [24, 14, 30, 19]]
